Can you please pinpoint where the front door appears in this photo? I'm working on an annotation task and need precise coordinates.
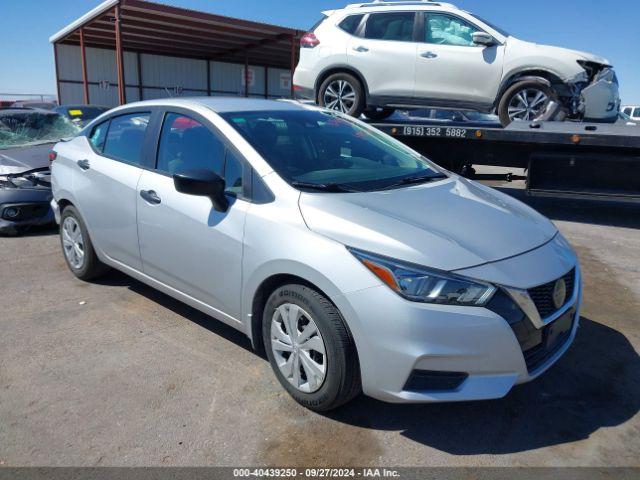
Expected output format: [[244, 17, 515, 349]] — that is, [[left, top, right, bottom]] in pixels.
[[136, 111, 248, 321], [347, 11, 418, 100], [414, 13, 505, 106]]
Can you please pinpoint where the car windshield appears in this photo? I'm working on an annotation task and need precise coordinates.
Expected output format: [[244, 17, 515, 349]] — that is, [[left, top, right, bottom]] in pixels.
[[0, 112, 80, 150], [468, 13, 510, 38], [221, 109, 444, 191]]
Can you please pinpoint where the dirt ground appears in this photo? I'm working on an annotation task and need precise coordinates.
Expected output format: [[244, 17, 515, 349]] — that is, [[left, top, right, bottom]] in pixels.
[[1, 170, 639, 467]]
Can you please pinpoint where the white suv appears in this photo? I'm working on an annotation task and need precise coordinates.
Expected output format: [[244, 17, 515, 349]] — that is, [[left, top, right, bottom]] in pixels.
[[293, 0, 620, 126]]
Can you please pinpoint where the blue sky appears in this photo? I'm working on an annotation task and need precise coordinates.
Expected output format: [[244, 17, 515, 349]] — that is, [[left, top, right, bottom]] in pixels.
[[1, 0, 638, 104]]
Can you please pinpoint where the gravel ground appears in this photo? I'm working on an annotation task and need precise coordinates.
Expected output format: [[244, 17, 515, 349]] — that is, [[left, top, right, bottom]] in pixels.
[[1, 170, 639, 467]]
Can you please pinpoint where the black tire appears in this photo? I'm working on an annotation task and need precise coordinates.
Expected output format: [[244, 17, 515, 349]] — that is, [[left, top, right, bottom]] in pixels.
[[318, 73, 365, 118], [363, 107, 396, 121], [262, 284, 361, 411], [59, 205, 110, 281], [497, 79, 557, 127]]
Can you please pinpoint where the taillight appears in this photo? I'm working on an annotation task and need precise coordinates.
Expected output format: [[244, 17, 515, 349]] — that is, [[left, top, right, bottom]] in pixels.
[[49, 151, 57, 164], [300, 32, 320, 48]]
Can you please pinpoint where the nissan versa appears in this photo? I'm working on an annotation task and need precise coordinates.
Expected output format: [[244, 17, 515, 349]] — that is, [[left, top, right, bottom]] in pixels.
[[50, 98, 581, 411]]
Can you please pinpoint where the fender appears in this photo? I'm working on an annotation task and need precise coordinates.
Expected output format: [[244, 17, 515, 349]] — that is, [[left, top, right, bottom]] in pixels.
[[314, 64, 371, 101], [494, 69, 563, 107]]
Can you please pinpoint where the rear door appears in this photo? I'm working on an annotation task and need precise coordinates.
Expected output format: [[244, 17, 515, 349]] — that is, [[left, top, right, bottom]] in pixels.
[[413, 12, 505, 106], [136, 109, 249, 321], [347, 11, 418, 99], [73, 111, 153, 270]]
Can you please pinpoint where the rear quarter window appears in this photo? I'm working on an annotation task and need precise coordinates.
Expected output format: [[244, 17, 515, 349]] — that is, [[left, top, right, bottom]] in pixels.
[[338, 15, 364, 35]]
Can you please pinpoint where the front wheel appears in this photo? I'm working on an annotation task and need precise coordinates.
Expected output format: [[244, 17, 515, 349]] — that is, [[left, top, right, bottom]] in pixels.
[[498, 80, 557, 126], [262, 284, 361, 411], [318, 73, 365, 117]]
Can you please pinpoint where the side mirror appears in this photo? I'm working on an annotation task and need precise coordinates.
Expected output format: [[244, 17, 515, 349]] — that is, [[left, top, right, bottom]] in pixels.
[[173, 169, 229, 212], [473, 32, 495, 46]]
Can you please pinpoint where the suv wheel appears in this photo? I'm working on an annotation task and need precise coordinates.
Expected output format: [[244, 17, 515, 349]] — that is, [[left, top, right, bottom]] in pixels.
[[318, 73, 365, 117], [60, 205, 110, 281], [498, 79, 557, 126], [262, 284, 361, 411], [363, 107, 396, 121]]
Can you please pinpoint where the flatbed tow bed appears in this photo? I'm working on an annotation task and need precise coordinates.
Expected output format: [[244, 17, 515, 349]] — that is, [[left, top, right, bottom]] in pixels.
[[368, 119, 640, 202]]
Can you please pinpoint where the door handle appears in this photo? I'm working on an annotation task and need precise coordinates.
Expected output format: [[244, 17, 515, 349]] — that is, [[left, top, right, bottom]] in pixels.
[[140, 189, 161, 205], [77, 159, 91, 170], [420, 51, 438, 59], [353, 45, 369, 53]]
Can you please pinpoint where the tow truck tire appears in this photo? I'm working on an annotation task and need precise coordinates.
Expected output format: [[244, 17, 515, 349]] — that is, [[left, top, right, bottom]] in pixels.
[[363, 108, 396, 121], [498, 79, 557, 127]]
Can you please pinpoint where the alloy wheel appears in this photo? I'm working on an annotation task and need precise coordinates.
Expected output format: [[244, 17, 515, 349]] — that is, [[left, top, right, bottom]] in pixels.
[[508, 88, 550, 121], [323, 80, 356, 114], [270, 303, 327, 393], [62, 216, 85, 269]]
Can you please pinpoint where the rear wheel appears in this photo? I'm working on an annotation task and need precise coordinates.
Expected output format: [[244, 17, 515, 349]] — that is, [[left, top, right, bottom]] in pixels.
[[318, 73, 365, 118], [262, 284, 361, 411], [60, 205, 109, 281], [363, 107, 396, 121], [498, 80, 557, 126]]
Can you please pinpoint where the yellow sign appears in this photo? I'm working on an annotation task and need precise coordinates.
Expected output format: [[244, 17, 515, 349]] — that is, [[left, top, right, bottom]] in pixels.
[[68, 109, 83, 117]]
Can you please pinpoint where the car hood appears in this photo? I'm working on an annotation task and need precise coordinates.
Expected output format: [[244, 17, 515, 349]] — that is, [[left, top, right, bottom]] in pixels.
[[508, 37, 611, 66], [0, 143, 53, 175], [299, 177, 558, 272]]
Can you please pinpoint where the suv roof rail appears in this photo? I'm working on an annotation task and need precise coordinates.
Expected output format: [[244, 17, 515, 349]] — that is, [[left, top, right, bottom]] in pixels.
[[345, 0, 458, 9]]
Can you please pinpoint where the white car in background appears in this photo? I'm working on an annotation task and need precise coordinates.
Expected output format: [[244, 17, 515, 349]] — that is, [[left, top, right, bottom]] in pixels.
[[293, 0, 620, 126], [623, 106, 640, 121]]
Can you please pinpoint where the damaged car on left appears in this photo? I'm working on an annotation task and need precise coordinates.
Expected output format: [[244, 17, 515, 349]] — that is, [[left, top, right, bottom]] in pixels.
[[0, 107, 80, 235]]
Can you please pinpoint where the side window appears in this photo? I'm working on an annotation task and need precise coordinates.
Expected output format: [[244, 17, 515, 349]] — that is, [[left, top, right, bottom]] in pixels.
[[623, 107, 632, 116], [102, 113, 150, 165], [223, 149, 244, 196], [338, 15, 363, 35], [425, 14, 481, 46], [365, 13, 415, 42], [89, 120, 109, 152], [634, 108, 640, 119], [156, 113, 225, 175]]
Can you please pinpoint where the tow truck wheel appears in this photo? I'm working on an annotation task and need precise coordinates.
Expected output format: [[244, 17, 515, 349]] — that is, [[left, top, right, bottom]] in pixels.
[[498, 80, 557, 126], [363, 108, 396, 121]]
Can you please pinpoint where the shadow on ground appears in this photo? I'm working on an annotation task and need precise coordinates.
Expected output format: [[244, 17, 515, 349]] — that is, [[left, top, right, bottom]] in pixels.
[[327, 317, 640, 454], [496, 187, 640, 229]]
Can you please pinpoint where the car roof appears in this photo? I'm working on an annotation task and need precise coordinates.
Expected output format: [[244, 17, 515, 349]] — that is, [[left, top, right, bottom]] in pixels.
[[108, 97, 314, 114], [341, 1, 459, 13], [0, 107, 58, 115]]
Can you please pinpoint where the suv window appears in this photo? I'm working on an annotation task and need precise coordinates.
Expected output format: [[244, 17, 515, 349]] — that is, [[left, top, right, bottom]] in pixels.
[[634, 108, 640, 119], [102, 113, 150, 164], [425, 13, 481, 46], [89, 120, 109, 152], [623, 107, 632, 116], [338, 15, 363, 35], [157, 113, 225, 176], [365, 13, 415, 42]]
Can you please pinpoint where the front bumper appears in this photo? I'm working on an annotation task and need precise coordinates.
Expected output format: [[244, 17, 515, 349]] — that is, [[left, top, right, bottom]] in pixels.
[[0, 188, 55, 234], [578, 68, 620, 121], [334, 246, 581, 403]]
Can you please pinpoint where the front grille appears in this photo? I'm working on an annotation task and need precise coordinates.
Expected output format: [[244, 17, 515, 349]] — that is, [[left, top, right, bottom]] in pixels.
[[528, 269, 576, 319]]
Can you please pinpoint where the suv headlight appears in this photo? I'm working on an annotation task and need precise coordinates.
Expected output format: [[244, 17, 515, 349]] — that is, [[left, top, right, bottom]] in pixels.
[[349, 248, 496, 306]]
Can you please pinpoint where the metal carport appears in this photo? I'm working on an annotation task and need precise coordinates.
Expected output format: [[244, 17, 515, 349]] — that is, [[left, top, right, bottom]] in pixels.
[[50, 0, 302, 107]]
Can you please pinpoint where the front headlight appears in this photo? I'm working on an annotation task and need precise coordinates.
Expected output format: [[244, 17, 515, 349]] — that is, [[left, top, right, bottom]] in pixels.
[[349, 248, 496, 306]]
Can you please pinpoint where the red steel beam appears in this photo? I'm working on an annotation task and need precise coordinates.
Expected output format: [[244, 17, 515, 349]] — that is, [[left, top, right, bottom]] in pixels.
[[290, 34, 296, 98], [53, 44, 62, 105], [114, 4, 126, 105], [79, 28, 90, 104]]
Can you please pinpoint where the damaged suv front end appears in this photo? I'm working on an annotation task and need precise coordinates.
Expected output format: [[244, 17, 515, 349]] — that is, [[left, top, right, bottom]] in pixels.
[[0, 166, 53, 235], [572, 60, 620, 122]]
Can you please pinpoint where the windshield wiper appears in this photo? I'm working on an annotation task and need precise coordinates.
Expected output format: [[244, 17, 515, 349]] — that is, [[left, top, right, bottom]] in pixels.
[[290, 181, 360, 193], [382, 173, 448, 190]]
